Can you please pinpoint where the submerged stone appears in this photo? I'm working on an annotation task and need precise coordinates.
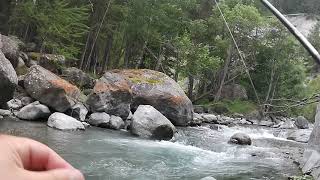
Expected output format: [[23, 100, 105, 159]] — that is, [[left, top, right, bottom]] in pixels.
[[229, 133, 252, 145]]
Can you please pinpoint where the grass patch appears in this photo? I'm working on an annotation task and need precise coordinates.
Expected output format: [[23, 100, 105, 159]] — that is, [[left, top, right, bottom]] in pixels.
[[196, 99, 257, 115]]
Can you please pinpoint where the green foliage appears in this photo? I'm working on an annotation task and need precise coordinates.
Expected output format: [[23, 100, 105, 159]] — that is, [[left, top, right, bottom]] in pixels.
[[174, 33, 221, 78], [297, 76, 320, 122], [9, 0, 89, 58], [196, 99, 257, 115]]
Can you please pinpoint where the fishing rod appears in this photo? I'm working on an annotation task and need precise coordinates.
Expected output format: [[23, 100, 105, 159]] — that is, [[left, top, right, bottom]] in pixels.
[[261, 0, 320, 64]]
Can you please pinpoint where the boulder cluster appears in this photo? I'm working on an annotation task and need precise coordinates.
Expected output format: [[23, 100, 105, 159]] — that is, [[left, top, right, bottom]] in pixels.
[[0, 34, 194, 140]]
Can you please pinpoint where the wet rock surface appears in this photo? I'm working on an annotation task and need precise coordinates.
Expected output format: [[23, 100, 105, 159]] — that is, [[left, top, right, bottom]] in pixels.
[[131, 105, 176, 140], [24, 65, 81, 112]]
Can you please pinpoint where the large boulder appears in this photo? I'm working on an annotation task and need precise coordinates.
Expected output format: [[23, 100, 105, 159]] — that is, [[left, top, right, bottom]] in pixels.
[[220, 84, 248, 100], [279, 119, 296, 129], [229, 133, 252, 145], [62, 67, 95, 89], [28, 52, 65, 74], [131, 105, 176, 140], [24, 65, 81, 112], [87, 112, 110, 127], [87, 69, 193, 126], [7, 99, 23, 110], [109, 115, 125, 130], [16, 101, 51, 120], [0, 51, 18, 107], [295, 116, 309, 129], [286, 129, 312, 143], [86, 71, 133, 119], [0, 34, 23, 68], [47, 112, 85, 130], [302, 104, 320, 179]]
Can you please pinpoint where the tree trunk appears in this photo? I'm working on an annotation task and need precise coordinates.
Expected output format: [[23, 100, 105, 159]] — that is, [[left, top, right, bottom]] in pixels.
[[80, 32, 91, 70], [100, 35, 113, 74], [155, 50, 164, 71], [135, 42, 146, 69], [214, 44, 233, 102], [264, 59, 276, 103], [0, 0, 11, 34], [124, 43, 131, 68]]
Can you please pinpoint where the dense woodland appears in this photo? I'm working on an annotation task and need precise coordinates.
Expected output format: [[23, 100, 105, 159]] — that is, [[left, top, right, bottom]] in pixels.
[[1, 0, 320, 120]]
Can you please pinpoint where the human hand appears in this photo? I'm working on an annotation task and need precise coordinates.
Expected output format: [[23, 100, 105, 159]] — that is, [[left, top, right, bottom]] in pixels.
[[0, 135, 85, 180]]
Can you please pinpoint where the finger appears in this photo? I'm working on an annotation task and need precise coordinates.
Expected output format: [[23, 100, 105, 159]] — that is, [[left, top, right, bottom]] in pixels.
[[12, 136, 73, 171], [23, 168, 84, 180]]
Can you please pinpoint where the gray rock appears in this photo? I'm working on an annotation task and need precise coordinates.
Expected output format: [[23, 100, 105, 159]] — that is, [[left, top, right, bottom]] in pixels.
[[0, 51, 18, 107], [87, 69, 193, 126], [131, 105, 176, 140], [200, 177, 217, 180], [28, 60, 38, 67], [47, 112, 85, 130], [279, 120, 296, 129], [302, 149, 320, 179], [190, 113, 203, 126], [20, 96, 34, 106], [295, 116, 309, 129], [7, 99, 23, 110], [232, 113, 244, 118], [194, 105, 205, 113], [229, 133, 252, 145], [0, 109, 11, 116], [0, 34, 23, 68], [18, 75, 25, 88], [259, 120, 274, 127], [202, 114, 217, 123], [220, 84, 248, 100], [66, 103, 88, 121], [127, 111, 133, 120], [19, 52, 29, 64], [27, 53, 65, 74], [87, 112, 110, 127], [62, 67, 95, 89], [82, 122, 90, 128], [246, 110, 261, 120], [0, 115, 3, 119], [17, 57, 25, 68], [16, 101, 51, 120], [124, 120, 132, 130], [128, 69, 193, 126], [86, 72, 132, 120], [24, 65, 81, 112], [287, 129, 312, 143], [109, 115, 125, 130], [302, 104, 320, 179]]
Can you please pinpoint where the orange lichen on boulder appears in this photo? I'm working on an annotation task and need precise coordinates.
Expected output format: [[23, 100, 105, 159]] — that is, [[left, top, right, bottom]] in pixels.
[[50, 79, 80, 97], [93, 81, 131, 94], [169, 96, 185, 105]]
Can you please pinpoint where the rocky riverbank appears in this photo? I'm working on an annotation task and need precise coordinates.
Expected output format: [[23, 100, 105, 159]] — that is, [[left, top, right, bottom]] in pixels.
[[0, 34, 193, 141]]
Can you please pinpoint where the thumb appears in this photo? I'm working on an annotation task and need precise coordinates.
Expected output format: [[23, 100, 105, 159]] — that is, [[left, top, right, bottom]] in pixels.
[[23, 168, 85, 180]]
